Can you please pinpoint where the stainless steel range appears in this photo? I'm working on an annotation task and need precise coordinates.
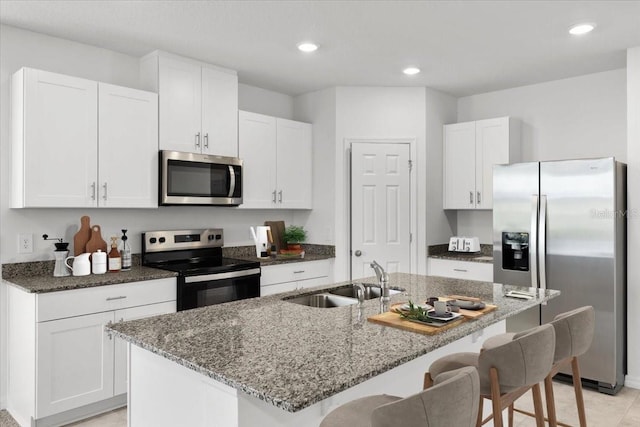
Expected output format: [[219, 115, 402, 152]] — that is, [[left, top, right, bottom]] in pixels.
[[142, 229, 261, 311]]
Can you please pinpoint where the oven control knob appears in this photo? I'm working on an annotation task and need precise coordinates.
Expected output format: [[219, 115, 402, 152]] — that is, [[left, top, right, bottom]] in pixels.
[[159, 237, 166, 243], [208, 235, 214, 241], [216, 234, 222, 240], [149, 237, 157, 244]]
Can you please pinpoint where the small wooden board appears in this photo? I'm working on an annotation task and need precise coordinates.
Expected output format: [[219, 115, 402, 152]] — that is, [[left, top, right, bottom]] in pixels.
[[264, 220, 286, 252], [367, 300, 497, 336]]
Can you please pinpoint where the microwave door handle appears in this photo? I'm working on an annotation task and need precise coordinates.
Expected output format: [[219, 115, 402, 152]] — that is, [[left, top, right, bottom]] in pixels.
[[227, 165, 236, 198], [530, 195, 539, 289]]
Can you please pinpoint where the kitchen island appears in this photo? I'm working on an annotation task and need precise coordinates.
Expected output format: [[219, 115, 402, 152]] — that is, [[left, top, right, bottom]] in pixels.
[[108, 273, 559, 427]]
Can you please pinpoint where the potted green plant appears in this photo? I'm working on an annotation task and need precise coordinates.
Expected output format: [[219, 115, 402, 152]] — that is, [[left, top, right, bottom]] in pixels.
[[283, 225, 307, 252]]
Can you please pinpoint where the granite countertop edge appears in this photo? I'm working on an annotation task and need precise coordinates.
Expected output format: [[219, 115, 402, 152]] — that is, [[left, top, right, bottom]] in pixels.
[[427, 243, 493, 264], [107, 274, 560, 412]]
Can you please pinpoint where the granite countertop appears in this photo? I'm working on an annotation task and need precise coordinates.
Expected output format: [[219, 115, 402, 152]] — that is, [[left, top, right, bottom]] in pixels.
[[2, 265, 177, 293], [428, 243, 494, 263], [224, 244, 335, 266], [108, 273, 559, 413]]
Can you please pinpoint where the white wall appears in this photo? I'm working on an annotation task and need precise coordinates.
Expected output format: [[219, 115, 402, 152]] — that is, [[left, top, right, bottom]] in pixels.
[[455, 69, 628, 243], [626, 46, 640, 390], [333, 87, 426, 281], [0, 25, 297, 264]]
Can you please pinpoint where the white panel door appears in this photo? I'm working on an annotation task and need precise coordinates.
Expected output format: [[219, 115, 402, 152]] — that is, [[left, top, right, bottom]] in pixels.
[[23, 68, 98, 207], [98, 83, 159, 208], [201, 67, 238, 157], [158, 56, 202, 153], [443, 122, 476, 209], [113, 301, 176, 396], [36, 311, 115, 418], [475, 117, 510, 209], [351, 143, 411, 279], [276, 118, 312, 209], [238, 111, 277, 208]]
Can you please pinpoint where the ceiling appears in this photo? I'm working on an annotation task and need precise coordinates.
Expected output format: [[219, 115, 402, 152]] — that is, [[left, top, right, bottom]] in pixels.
[[1, 0, 639, 97]]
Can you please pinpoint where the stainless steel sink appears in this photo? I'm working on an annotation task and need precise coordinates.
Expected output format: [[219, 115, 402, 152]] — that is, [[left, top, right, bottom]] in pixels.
[[328, 284, 405, 300], [284, 293, 359, 308]]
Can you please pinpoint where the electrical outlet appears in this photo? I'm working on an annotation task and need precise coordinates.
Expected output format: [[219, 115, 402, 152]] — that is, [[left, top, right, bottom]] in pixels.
[[18, 233, 33, 254]]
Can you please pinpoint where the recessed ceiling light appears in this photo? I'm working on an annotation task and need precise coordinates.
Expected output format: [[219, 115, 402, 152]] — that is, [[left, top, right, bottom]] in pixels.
[[569, 23, 595, 35], [403, 67, 421, 75], [297, 42, 318, 53]]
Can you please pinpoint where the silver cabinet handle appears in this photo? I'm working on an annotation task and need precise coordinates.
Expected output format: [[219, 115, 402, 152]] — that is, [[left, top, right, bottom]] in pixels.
[[278, 190, 283, 203], [453, 268, 468, 272], [91, 182, 96, 200], [102, 182, 108, 201], [469, 191, 473, 204], [204, 133, 209, 149], [108, 332, 113, 340], [195, 132, 201, 149], [272, 190, 277, 203], [106, 296, 127, 301], [354, 250, 362, 257], [293, 270, 305, 274], [477, 191, 481, 204]]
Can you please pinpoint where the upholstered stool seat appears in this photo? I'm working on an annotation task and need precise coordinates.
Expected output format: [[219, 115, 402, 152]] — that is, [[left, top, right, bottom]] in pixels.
[[320, 366, 480, 427], [424, 323, 556, 427]]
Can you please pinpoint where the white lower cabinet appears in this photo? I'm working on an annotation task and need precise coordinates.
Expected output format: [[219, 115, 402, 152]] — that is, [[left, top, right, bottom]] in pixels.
[[427, 258, 493, 282], [260, 259, 334, 296], [7, 278, 176, 426]]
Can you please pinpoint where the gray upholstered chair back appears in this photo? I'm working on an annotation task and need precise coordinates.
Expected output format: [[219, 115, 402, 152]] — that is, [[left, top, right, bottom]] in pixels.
[[478, 323, 555, 394], [371, 366, 479, 427], [550, 306, 595, 363]]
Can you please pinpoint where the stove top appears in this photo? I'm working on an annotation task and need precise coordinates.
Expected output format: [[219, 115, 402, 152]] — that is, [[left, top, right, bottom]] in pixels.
[[148, 257, 260, 276]]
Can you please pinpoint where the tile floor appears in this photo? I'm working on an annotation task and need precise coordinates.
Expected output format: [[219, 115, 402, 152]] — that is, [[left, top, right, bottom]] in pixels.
[[2, 382, 639, 426]]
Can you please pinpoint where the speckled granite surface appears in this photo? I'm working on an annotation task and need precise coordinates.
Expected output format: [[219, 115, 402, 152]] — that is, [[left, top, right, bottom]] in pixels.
[[2, 265, 177, 293], [2, 254, 142, 279], [428, 243, 493, 263], [0, 409, 19, 427], [223, 244, 335, 266], [108, 273, 559, 413]]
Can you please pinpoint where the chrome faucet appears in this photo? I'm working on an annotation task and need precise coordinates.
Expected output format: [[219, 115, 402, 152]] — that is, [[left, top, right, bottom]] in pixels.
[[353, 283, 366, 304], [370, 260, 390, 302]]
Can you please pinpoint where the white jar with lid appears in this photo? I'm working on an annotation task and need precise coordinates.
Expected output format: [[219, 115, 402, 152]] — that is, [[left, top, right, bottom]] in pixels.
[[92, 249, 107, 274]]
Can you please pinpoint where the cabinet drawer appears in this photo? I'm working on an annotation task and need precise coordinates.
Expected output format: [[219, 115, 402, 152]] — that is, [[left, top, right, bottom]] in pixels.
[[37, 278, 176, 322], [427, 258, 493, 282], [261, 260, 332, 286]]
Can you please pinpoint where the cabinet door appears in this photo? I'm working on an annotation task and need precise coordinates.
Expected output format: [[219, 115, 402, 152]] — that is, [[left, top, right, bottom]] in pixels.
[[276, 118, 313, 209], [98, 83, 159, 208], [113, 301, 176, 396], [22, 68, 98, 207], [202, 67, 238, 157], [238, 111, 277, 208], [36, 311, 114, 418], [158, 57, 202, 153], [443, 122, 476, 209], [475, 117, 510, 209]]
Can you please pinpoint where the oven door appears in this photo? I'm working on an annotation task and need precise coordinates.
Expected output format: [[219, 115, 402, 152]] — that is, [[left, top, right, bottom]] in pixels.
[[160, 150, 242, 206], [177, 268, 260, 311]]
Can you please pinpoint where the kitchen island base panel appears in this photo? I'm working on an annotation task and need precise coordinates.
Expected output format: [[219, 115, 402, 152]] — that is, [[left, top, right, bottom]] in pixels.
[[128, 320, 505, 427]]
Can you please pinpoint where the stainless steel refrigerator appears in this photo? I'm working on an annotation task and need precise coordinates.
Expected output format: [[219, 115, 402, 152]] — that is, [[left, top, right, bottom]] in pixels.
[[493, 157, 626, 394]]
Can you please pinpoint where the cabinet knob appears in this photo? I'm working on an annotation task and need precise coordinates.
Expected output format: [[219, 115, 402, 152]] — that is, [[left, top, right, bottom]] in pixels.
[[354, 250, 362, 257]]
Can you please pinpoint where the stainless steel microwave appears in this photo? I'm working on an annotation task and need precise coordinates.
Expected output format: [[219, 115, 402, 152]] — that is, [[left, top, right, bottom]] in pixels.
[[160, 150, 243, 206]]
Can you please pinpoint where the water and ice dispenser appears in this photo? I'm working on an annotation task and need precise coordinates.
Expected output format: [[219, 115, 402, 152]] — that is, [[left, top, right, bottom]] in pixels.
[[501, 232, 529, 271]]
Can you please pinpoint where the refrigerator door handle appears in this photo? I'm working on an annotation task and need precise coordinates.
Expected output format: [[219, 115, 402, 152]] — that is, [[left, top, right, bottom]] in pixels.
[[530, 195, 539, 288], [538, 195, 547, 301]]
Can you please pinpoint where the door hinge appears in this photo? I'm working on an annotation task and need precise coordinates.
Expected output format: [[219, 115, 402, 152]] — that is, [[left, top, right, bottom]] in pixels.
[[408, 160, 413, 171]]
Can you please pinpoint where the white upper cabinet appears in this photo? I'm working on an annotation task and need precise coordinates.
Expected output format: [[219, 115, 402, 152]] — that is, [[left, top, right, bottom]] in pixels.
[[98, 83, 158, 208], [238, 111, 312, 209], [12, 68, 98, 208], [140, 51, 239, 157], [12, 68, 158, 208], [443, 116, 520, 210]]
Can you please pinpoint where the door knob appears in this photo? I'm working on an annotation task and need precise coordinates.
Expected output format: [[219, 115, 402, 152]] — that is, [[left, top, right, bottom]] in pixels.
[[354, 250, 362, 257]]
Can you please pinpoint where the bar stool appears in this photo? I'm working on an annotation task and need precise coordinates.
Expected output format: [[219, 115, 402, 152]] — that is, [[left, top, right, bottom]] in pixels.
[[319, 366, 480, 427], [423, 323, 556, 427], [512, 306, 595, 427]]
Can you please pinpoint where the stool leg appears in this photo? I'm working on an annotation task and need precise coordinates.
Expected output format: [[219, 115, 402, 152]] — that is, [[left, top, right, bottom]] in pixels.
[[532, 383, 545, 427], [476, 396, 484, 427], [423, 372, 433, 390], [571, 357, 587, 427], [544, 375, 558, 427], [508, 403, 514, 427], [490, 368, 503, 427]]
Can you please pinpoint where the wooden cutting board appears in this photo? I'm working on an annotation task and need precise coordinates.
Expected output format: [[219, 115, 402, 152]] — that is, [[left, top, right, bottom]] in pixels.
[[73, 215, 91, 256], [367, 301, 498, 335], [264, 220, 286, 252], [85, 225, 107, 255]]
